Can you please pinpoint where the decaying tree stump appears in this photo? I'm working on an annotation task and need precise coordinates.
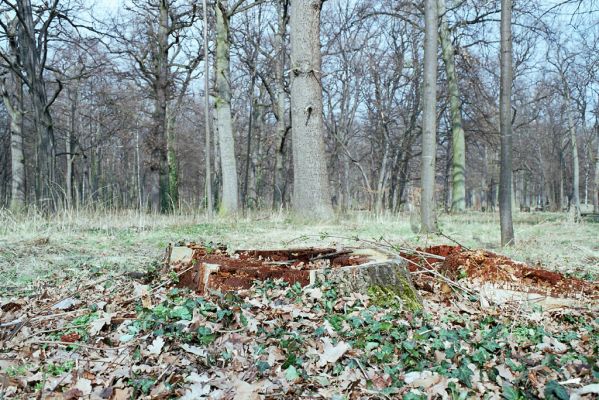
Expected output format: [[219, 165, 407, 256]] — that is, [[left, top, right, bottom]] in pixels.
[[309, 259, 422, 310], [169, 245, 422, 310]]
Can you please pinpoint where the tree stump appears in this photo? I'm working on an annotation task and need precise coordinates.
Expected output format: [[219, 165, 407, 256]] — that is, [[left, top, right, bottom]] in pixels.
[[169, 245, 422, 310], [310, 258, 422, 311]]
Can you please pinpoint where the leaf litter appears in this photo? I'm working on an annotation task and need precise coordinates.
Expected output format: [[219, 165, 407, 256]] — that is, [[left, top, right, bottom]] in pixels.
[[0, 241, 597, 399]]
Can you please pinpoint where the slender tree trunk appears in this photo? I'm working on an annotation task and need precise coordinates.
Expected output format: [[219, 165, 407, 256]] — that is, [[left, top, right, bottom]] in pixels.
[[564, 92, 581, 220], [375, 141, 389, 214], [289, 0, 333, 218], [1, 78, 26, 211], [202, 0, 213, 213], [272, 0, 288, 210], [438, 0, 466, 213], [214, 0, 239, 214], [499, 0, 515, 246], [66, 88, 78, 209], [242, 72, 257, 210], [420, 0, 439, 233]]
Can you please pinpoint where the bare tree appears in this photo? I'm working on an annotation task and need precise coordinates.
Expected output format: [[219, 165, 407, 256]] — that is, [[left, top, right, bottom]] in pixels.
[[114, 0, 200, 212], [0, 0, 65, 207]]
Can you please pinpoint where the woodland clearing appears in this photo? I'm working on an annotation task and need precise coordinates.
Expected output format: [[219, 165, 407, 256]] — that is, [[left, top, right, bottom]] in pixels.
[[0, 210, 597, 399]]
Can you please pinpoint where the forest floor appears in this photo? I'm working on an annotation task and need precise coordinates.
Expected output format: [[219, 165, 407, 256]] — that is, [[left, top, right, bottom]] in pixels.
[[0, 210, 598, 399]]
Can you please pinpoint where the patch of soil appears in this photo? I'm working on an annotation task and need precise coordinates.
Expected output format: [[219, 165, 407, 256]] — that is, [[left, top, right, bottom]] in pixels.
[[405, 245, 598, 299], [402, 245, 461, 271], [176, 246, 369, 293]]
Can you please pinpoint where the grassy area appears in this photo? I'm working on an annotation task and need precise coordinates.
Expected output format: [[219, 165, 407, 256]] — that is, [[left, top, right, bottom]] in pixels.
[[0, 209, 597, 293]]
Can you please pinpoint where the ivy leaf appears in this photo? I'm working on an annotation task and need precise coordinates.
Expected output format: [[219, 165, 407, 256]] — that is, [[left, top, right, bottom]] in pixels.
[[502, 383, 522, 400], [171, 306, 192, 321], [454, 363, 473, 388], [285, 365, 300, 382], [544, 381, 569, 400]]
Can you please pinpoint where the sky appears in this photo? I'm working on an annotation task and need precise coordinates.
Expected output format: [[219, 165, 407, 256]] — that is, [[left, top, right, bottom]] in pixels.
[[95, 0, 123, 16]]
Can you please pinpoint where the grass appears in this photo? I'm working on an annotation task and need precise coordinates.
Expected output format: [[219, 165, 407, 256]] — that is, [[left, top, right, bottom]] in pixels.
[[0, 208, 597, 294]]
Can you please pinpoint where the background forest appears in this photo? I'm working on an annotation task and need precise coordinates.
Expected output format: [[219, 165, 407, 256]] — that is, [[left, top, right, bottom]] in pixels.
[[0, 0, 598, 219]]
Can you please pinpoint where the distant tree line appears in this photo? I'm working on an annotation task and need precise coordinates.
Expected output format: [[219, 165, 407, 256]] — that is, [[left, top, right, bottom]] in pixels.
[[0, 0, 597, 228]]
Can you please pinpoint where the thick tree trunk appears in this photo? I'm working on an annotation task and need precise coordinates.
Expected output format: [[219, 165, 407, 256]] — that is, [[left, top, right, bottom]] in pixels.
[[594, 122, 599, 213], [420, 0, 439, 233], [499, 0, 515, 246], [438, 0, 466, 213], [1, 79, 26, 211], [18, 0, 57, 205], [166, 107, 179, 208], [145, 0, 170, 213], [289, 0, 333, 218], [214, 0, 239, 214]]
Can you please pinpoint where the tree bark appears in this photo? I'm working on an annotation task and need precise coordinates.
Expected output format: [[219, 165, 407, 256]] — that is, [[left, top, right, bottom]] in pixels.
[[420, 0, 439, 233], [145, 0, 170, 213], [18, 0, 58, 205], [499, 0, 515, 246], [272, 0, 289, 210], [1, 78, 26, 211], [438, 0, 466, 213], [289, 0, 333, 218], [203, 0, 213, 214], [66, 87, 78, 209], [594, 121, 599, 213], [214, 0, 239, 214], [564, 91, 581, 220], [166, 106, 179, 208]]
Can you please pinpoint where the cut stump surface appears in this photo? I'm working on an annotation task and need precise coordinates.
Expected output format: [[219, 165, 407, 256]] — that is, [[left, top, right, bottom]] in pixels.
[[170, 245, 421, 310]]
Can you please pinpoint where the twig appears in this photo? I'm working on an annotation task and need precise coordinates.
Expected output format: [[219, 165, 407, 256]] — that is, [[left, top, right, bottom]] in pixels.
[[216, 327, 245, 333], [438, 230, 472, 251]]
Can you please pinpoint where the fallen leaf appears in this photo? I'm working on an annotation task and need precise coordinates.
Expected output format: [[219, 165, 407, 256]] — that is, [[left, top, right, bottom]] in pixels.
[[52, 297, 81, 311], [89, 312, 114, 336], [147, 336, 165, 355], [180, 372, 211, 400], [63, 388, 83, 400], [133, 283, 152, 309], [571, 383, 599, 400], [404, 371, 442, 389], [181, 344, 206, 357], [75, 378, 92, 396], [111, 388, 133, 400], [232, 378, 261, 400], [60, 332, 81, 343], [318, 337, 350, 366], [536, 336, 567, 354], [496, 364, 515, 382]]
